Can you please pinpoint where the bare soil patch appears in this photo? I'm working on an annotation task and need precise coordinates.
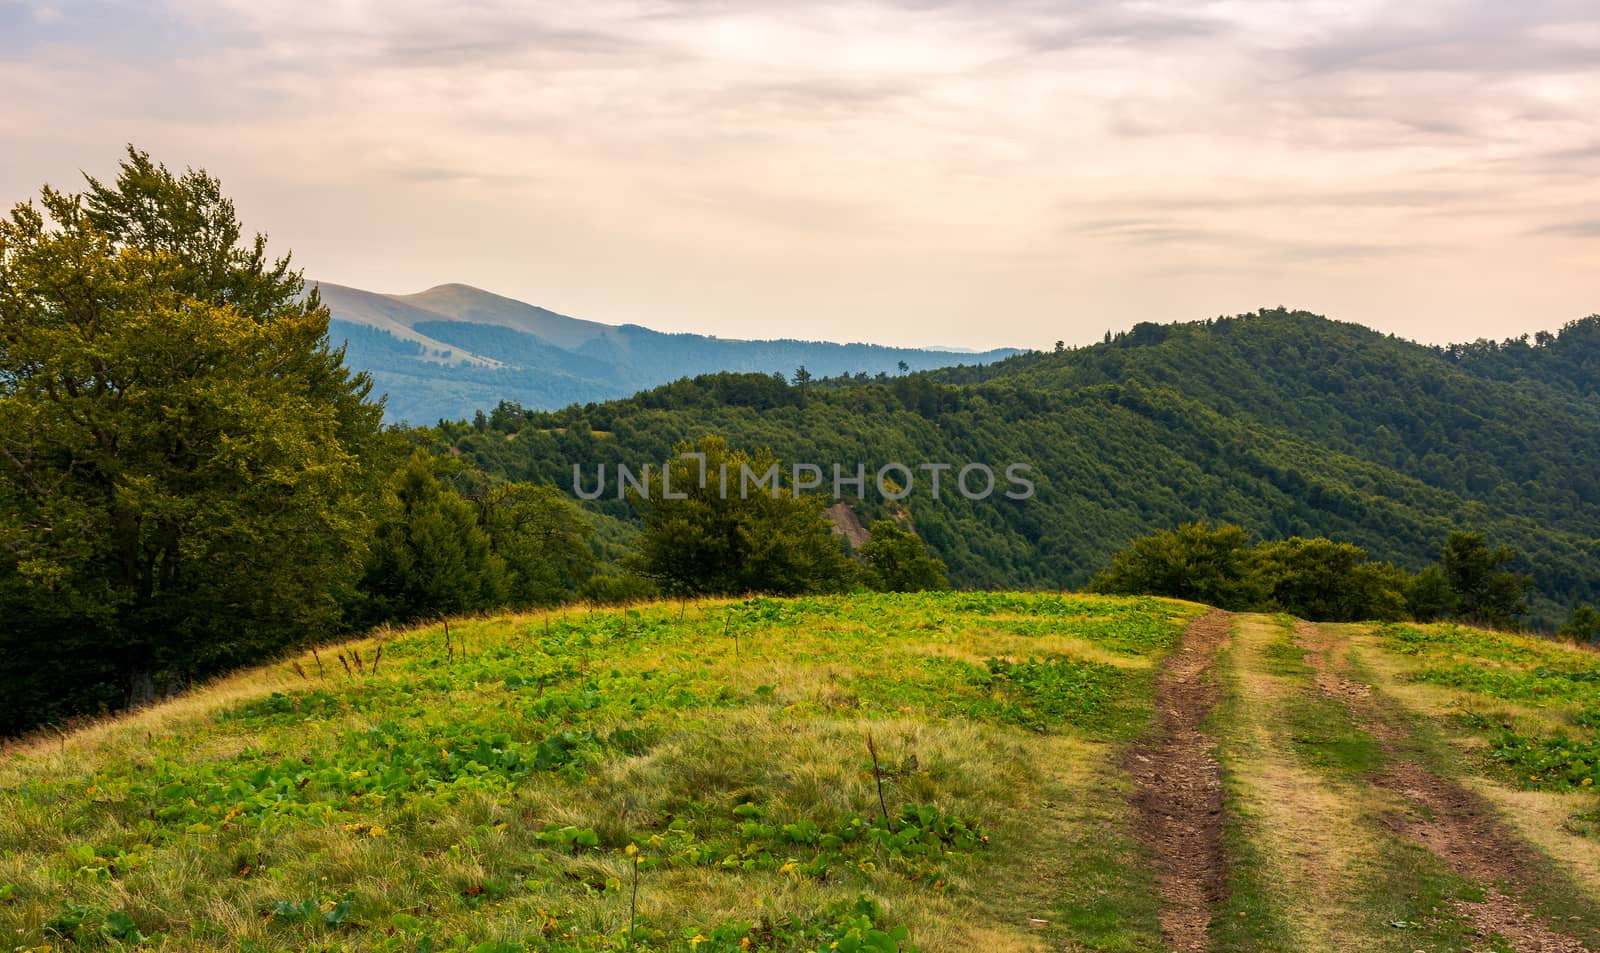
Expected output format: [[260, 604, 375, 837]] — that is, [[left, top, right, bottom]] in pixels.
[[1127, 609, 1231, 953]]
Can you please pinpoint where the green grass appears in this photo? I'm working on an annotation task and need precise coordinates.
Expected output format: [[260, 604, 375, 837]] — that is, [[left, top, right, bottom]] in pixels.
[[1208, 616, 1482, 953], [1283, 696, 1385, 775], [1377, 621, 1600, 790], [1352, 625, 1600, 950], [9, 602, 1598, 953], [0, 592, 1199, 953]]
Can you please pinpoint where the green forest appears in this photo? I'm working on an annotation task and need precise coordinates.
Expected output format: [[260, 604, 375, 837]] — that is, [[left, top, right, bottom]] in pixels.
[[3, 149, 1598, 737], [444, 310, 1600, 623]]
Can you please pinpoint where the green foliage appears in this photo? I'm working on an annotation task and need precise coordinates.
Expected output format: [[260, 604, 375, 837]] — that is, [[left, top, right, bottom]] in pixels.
[[270, 897, 353, 928], [0, 148, 390, 733], [1087, 521, 1262, 610], [1091, 523, 1531, 624], [0, 592, 1189, 951], [626, 436, 854, 596], [704, 800, 986, 883], [358, 455, 600, 624], [1380, 621, 1600, 790], [858, 521, 948, 593], [664, 897, 916, 953], [473, 481, 596, 607], [1560, 604, 1600, 644], [1405, 564, 1455, 622], [1441, 531, 1533, 627], [440, 307, 1600, 628], [360, 454, 505, 623], [1463, 715, 1600, 789], [970, 657, 1122, 732], [1252, 536, 1409, 622]]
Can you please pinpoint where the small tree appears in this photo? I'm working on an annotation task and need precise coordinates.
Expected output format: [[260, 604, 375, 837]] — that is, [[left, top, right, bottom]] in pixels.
[[1088, 521, 1262, 610], [1440, 532, 1532, 627], [359, 455, 505, 623], [1559, 604, 1600, 644], [859, 520, 948, 593], [626, 436, 852, 597]]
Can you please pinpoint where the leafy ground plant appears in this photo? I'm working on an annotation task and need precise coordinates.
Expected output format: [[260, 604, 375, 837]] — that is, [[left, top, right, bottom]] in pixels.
[[0, 592, 1198, 952]]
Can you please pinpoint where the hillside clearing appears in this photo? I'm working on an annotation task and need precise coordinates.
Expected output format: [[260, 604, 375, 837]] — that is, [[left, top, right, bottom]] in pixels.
[[3, 596, 1599, 952]]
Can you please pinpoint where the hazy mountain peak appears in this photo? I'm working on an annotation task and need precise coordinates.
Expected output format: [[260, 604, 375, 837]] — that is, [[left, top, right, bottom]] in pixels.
[[320, 280, 1023, 423]]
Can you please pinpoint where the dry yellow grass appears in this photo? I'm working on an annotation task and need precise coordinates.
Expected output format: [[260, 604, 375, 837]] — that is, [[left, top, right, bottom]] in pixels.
[[1464, 781, 1600, 898], [1215, 615, 1386, 952]]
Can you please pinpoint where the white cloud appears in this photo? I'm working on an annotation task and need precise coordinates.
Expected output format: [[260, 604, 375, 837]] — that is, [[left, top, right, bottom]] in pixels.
[[0, 0, 1595, 348]]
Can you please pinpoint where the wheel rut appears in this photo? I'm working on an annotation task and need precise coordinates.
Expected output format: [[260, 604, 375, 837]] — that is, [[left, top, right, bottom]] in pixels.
[[1128, 609, 1231, 953], [1294, 621, 1594, 953]]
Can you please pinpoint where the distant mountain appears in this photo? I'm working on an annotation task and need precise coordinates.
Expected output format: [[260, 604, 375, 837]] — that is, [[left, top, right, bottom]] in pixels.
[[316, 282, 1022, 422]]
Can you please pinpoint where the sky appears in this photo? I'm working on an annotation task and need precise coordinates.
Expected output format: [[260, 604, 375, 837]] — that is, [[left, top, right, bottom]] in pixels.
[[1, 0, 1596, 351]]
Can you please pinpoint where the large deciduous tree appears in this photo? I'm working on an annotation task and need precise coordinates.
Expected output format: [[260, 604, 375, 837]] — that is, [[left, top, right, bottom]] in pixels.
[[0, 148, 390, 732]]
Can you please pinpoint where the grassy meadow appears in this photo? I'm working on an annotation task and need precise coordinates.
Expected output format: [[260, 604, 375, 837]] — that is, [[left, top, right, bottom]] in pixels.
[[0, 593, 1201, 952], [4, 595, 1600, 953]]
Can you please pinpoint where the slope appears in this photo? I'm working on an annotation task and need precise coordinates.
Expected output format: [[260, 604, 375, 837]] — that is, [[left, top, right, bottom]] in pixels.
[[444, 309, 1600, 625], [0, 593, 1203, 952], [5, 597, 1597, 952], [391, 283, 620, 351], [936, 309, 1600, 535]]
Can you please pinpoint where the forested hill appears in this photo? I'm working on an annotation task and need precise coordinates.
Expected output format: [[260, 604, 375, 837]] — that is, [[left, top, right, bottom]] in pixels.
[[439, 308, 1600, 627], [931, 310, 1600, 526]]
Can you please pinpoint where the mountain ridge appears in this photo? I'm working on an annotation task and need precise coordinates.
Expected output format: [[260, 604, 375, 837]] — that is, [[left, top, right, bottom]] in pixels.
[[315, 280, 1024, 422]]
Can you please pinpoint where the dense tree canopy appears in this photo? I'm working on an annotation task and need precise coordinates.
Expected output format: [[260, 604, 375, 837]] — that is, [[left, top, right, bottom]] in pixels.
[[358, 455, 504, 624], [1560, 605, 1600, 644], [1253, 537, 1408, 623], [439, 307, 1600, 628], [1086, 522, 1262, 611], [1088, 523, 1529, 624], [0, 151, 391, 732]]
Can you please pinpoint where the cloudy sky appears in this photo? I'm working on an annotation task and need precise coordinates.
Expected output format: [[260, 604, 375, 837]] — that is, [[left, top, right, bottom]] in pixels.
[[2, 0, 1596, 349]]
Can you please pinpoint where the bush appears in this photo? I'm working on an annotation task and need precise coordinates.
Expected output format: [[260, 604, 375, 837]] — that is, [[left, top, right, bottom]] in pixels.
[[1087, 521, 1262, 610], [1561, 604, 1600, 644], [859, 521, 949, 593]]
